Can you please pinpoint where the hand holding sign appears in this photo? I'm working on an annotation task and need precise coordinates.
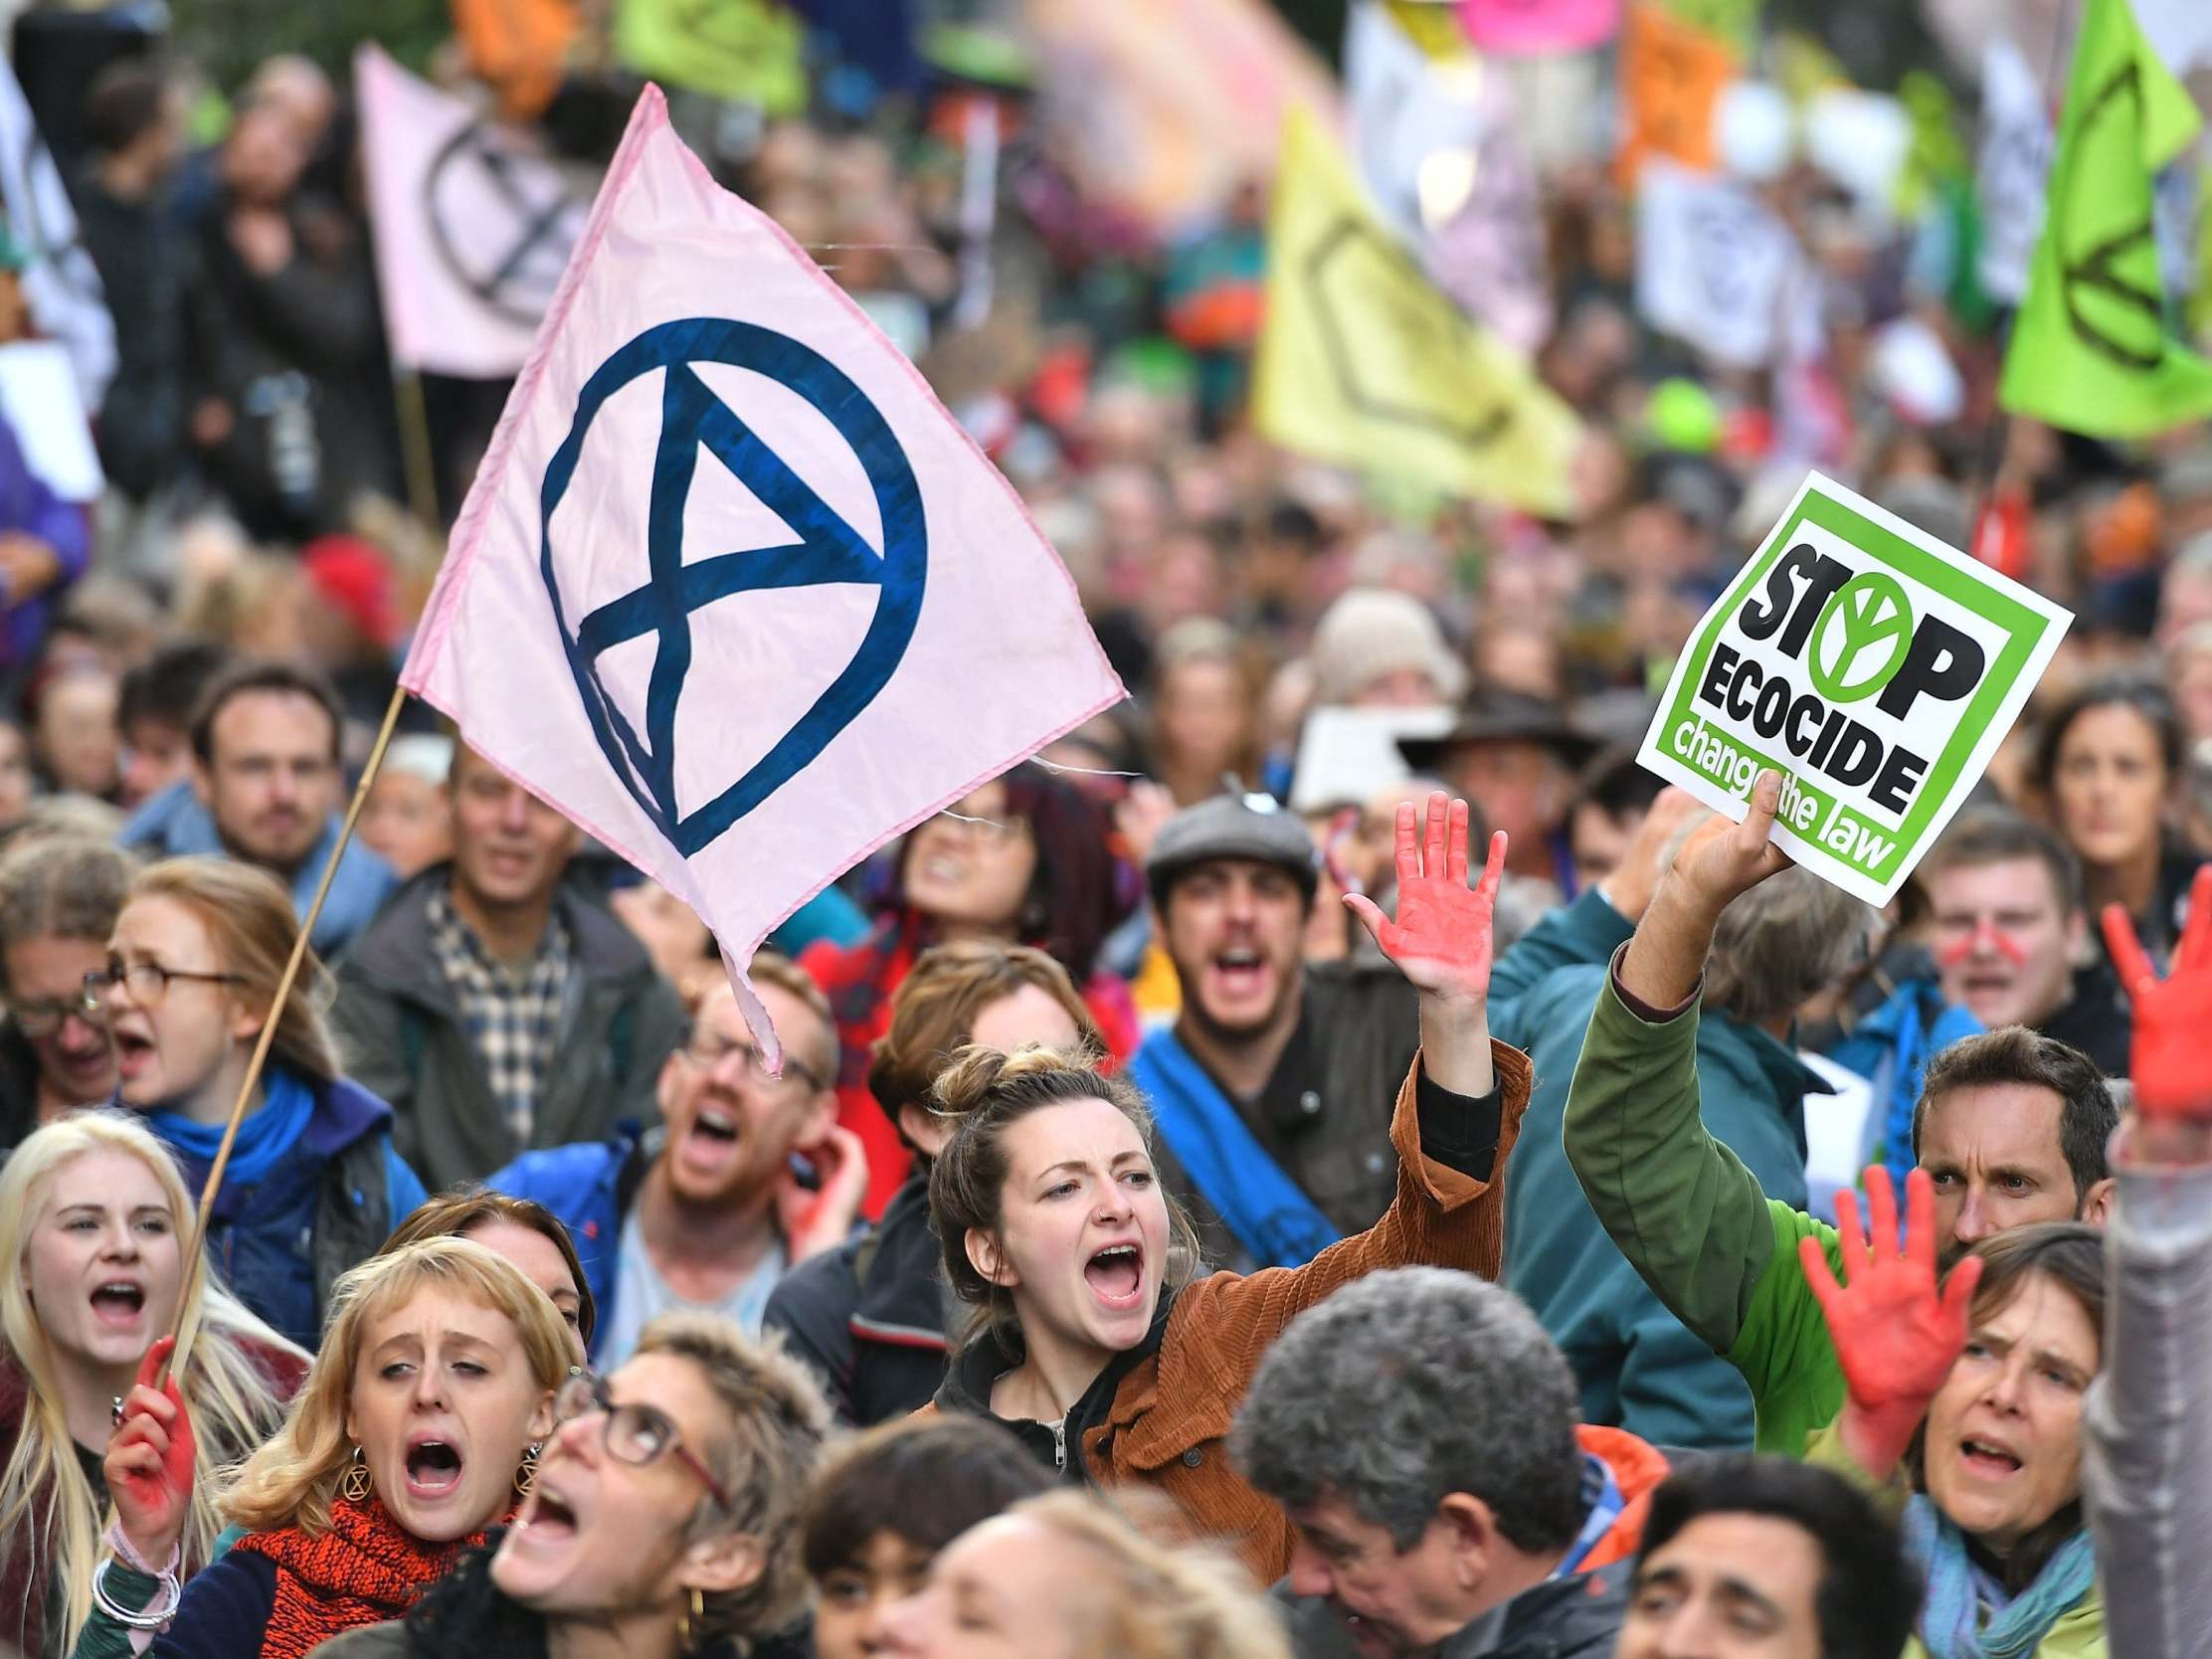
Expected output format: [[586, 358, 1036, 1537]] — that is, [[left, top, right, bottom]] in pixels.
[[2102, 864, 2212, 1121], [1662, 768, 1794, 920]]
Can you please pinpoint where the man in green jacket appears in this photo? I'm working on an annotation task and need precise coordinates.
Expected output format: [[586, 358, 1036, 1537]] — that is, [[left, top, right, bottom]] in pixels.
[[1489, 796, 1863, 1449], [1564, 769, 2120, 1455]]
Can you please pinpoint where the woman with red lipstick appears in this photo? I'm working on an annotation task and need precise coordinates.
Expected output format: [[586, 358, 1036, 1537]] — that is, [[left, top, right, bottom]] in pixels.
[[1800, 1168, 2107, 1659], [81, 1236, 571, 1659], [920, 793, 1534, 1584], [0, 1111, 304, 1659]]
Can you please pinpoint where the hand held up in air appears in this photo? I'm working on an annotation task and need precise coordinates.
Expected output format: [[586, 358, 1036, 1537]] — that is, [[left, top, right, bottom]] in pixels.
[[1799, 1166, 1981, 1478], [1345, 792, 1505, 1097], [1661, 769, 1795, 921], [2103, 863, 2212, 1124], [104, 1336, 198, 1569]]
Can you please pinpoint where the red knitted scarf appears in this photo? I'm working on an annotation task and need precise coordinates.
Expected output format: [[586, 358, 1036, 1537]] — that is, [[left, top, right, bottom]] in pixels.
[[230, 1495, 488, 1659]]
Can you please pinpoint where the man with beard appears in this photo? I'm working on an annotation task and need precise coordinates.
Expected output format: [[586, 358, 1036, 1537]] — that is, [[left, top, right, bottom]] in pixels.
[[1129, 789, 1421, 1268], [1563, 770, 2119, 1455], [119, 657, 394, 953], [492, 961, 857, 1365]]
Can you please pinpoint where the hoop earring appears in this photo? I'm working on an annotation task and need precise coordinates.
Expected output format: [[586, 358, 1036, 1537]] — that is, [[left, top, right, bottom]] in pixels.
[[678, 1585, 704, 1653], [515, 1443, 540, 1500], [340, 1446, 373, 1503]]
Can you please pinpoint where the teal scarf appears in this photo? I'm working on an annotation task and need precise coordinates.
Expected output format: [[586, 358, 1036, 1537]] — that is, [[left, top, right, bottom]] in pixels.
[[150, 1068, 316, 1190], [1903, 1497, 2096, 1659]]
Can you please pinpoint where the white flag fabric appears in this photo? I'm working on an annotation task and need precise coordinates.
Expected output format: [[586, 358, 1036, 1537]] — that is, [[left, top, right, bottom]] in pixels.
[[401, 86, 1125, 1058], [1976, 39, 2053, 305], [1635, 158, 1807, 369], [0, 58, 113, 408], [356, 46, 588, 379], [1344, 2, 1551, 352]]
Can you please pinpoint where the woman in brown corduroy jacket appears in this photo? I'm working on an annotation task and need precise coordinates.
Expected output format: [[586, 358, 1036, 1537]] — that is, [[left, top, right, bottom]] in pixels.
[[921, 795, 1532, 1584]]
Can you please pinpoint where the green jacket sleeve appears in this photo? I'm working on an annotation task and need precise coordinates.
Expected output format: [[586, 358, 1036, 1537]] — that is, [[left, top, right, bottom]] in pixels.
[[1488, 889, 1636, 1046], [1562, 966, 1778, 1358], [1726, 1200, 1852, 1456], [1565, 964, 1855, 1455]]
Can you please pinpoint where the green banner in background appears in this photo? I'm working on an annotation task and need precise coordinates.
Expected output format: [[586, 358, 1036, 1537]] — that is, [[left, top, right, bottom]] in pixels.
[[614, 0, 808, 116], [1998, 0, 2212, 438]]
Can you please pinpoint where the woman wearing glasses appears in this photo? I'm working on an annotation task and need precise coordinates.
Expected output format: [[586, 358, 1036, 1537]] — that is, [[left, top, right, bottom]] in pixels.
[[309, 1314, 829, 1659], [0, 833, 132, 1147], [0, 1111, 304, 1659], [90, 856, 428, 1348], [80, 1235, 572, 1659]]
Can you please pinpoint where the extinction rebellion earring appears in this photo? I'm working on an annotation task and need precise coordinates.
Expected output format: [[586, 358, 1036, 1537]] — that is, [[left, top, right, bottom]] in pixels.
[[340, 1446, 373, 1503], [515, 1443, 541, 1500]]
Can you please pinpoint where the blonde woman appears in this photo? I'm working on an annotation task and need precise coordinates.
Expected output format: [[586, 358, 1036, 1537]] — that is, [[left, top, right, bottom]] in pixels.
[[313, 1313, 832, 1659], [880, 1489, 1293, 1659], [91, 856, 428, 1347], [84, 1236, 570, 1659], [0, 1111, 306, 1659]]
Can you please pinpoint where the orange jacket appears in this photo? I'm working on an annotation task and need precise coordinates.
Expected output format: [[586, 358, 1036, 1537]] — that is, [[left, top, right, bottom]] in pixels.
[[1573, 1423, 1671, 1572], [929, 1041, 1532, 1583]]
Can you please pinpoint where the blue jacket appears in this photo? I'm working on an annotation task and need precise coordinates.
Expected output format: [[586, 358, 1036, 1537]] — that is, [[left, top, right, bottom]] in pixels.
[[1492, 891, 1823, 1451], [1822, 975, 1981, 1186], [119, 781, 397, 957], [144, 1071, 428, 1348], [0, 414, 90, 675], [490, 1125, 645, 1361]]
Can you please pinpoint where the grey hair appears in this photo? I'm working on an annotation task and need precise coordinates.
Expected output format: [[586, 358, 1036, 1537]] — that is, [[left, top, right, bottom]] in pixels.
[[1228, 1268, 1583, 1554], [1704, 865, 1874, 1026], [0, 835, 134, 992]]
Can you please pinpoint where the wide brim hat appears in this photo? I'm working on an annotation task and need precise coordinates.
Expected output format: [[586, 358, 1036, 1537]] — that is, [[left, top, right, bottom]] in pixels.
[[1397, 687, 1605, 774]]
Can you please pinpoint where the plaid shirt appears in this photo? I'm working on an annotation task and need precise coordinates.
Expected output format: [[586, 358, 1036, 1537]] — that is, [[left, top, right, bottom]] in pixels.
[[428, 888, 573, 1147]]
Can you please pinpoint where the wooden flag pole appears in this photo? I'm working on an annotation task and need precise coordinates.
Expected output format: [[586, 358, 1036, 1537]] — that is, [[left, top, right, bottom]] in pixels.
[[161, 681, 412, 1382], [394, 367, 442, 530]]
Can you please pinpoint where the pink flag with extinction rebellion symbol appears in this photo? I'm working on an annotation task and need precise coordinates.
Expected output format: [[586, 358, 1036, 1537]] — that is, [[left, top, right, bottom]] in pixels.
[[400, 86, 1125, 1064]]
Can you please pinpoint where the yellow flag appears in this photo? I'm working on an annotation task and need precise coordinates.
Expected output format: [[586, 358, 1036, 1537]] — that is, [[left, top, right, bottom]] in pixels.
[[1253, 107, 1583, 517]]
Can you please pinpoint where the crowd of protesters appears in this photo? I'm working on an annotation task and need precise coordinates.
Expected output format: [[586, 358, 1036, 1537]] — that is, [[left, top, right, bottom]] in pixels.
[[0, 1, 2209, 1657]]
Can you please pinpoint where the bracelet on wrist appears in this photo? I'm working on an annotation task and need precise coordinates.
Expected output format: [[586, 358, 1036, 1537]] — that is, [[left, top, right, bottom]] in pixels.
[[92, 1556, 182, 1630]]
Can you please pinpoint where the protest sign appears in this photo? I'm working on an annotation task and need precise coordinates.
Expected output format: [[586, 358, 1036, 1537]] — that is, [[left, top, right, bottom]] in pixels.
[[401, 86, 1125, 1062], [1457, 0, 1620, 57], [1635, 158, 1807, 368], [1616, 2, 1735, 182], [1975, 38, 2054, 304], [1346, 2, 1553, 351], [1639, 472, 2072, 906], [0, 56, 112, 407]]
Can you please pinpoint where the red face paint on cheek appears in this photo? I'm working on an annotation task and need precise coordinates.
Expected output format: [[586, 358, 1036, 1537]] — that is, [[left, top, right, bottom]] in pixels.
[[1936, 926, 2031, 971]]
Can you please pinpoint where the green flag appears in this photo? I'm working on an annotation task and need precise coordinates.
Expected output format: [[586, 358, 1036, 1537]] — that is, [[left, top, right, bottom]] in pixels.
[[614, 0, 807, 115], [1998, 0, 2212, 437]]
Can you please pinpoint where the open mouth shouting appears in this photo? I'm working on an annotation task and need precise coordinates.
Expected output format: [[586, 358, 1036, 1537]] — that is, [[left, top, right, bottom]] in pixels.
[[89, 1278, 147, 1330], [1956, 1435, 2025, 1481], [676, 1100, 745, 1181], [1201, 945, 1276, 1019], [108, 1025, 158, 1085], [1083, 1240, 1146, 1313], [404, 1432, 468, 1502]]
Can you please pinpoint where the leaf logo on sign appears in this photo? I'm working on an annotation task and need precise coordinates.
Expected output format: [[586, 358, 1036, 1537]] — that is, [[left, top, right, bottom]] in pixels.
[[1810, 572, 1915, 703]]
